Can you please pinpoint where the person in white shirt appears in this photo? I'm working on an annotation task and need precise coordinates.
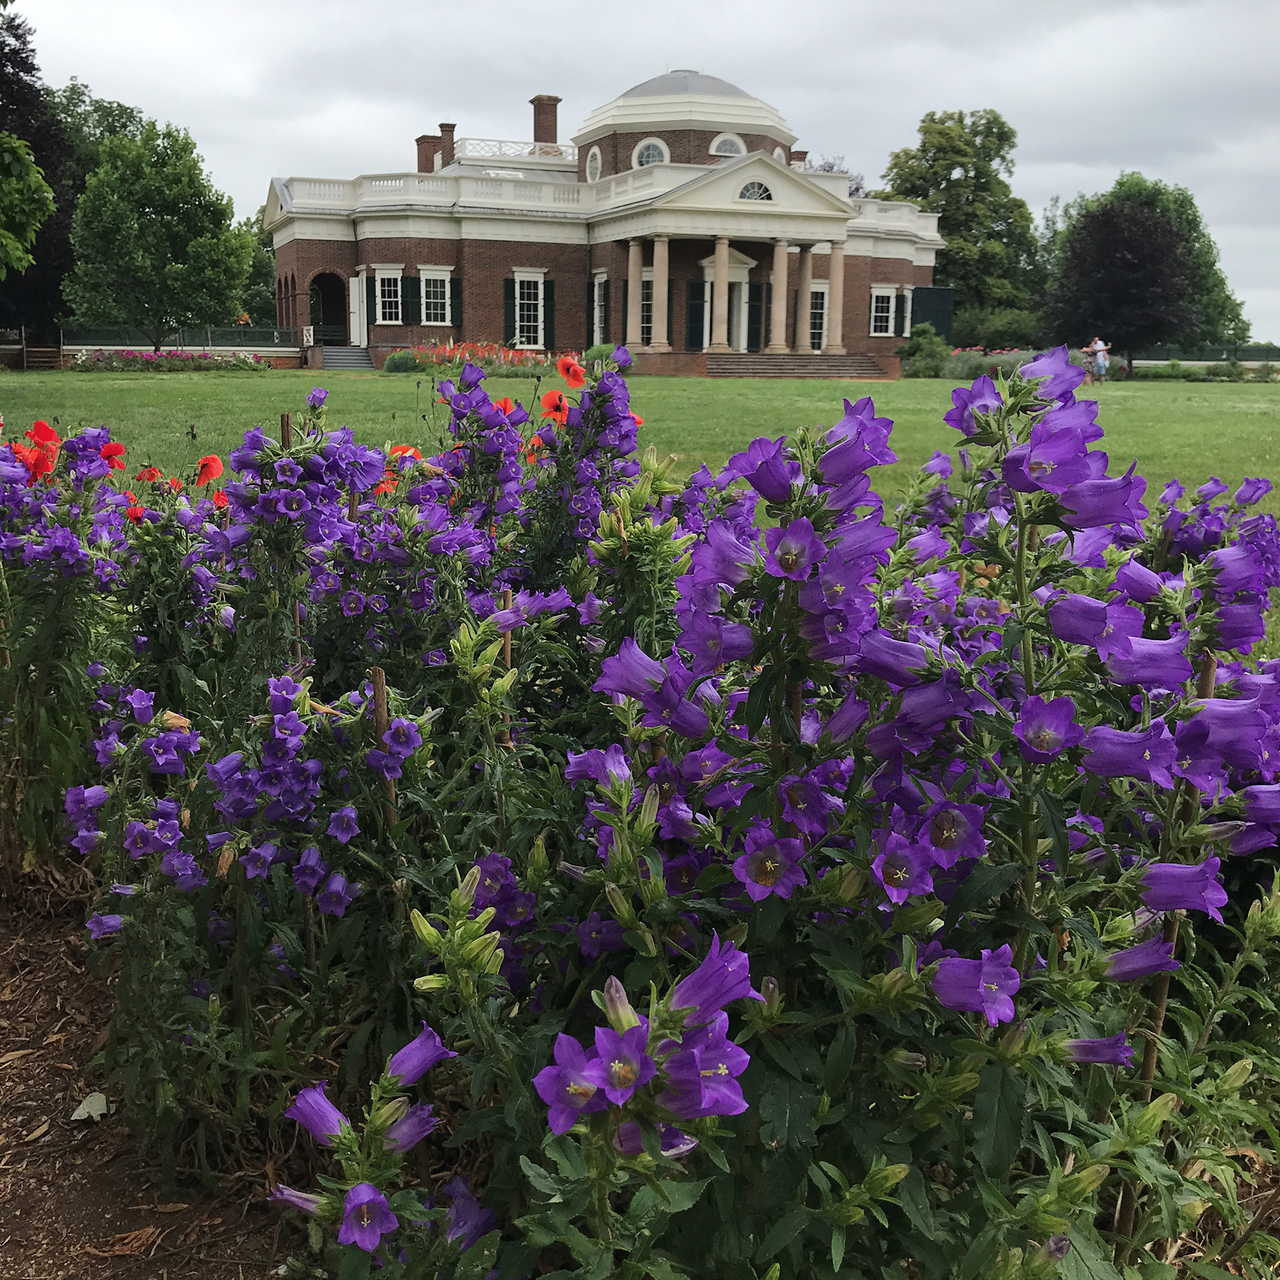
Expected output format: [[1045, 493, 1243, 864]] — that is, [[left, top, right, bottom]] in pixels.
[[1089, 337, 1111, 382]]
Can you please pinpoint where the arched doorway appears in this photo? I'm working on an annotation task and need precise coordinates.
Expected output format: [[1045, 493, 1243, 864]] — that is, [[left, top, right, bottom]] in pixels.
[[309, 273, 349, 345]]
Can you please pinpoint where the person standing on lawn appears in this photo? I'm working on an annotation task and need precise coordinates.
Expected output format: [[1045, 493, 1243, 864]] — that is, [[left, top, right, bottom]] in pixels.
[[1089, 336, 1112, 382], [1078, 341, 1097, 386]]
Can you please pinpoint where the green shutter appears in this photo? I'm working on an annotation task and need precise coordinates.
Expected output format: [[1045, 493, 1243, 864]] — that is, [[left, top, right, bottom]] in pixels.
[[365, 276, 376, 333], [621, 280, 628, 342], [503, 279, 516, 345], [894, 293, 906, 337], [747, 282, 763, 352], [686, 279, 704, 351], [587, 277, 596, 345], [543, 279, 555, 351], [603, 279, 610, 343], [402, 274, 421, 326], [450, 277, 462, 332], [764, 283, 772, 347], [667, 279, 674, 349]]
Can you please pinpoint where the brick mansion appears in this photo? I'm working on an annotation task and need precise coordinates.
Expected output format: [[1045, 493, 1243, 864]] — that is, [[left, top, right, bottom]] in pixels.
[[264, 72, 949, 375]]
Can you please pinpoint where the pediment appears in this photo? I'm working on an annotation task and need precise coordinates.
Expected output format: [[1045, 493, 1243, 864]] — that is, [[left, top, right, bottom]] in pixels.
[[653, 154, 852, 217], [697, 247, 758, 269]]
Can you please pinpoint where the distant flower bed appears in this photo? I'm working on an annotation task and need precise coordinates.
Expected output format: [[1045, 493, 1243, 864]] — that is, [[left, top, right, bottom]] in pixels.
[[383, 341, 562, 377], [71, 349, 269, 373]]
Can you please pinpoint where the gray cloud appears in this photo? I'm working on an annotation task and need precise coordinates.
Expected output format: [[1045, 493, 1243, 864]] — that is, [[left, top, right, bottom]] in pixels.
[[16, 0, 1280, 338]]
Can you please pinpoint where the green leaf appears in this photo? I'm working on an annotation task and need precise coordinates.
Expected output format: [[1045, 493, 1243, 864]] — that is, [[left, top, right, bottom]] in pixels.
[[944, 861, 1022, 928], [1037, 790, 1070, 869], [831, 1223, 846, 1272], [1056, 1229, 1123, 1280], [971, 1063, 1026, 1175], [759, 1075, 820, 1150], [957, 1223, 1001, 1280], [337, 1247, 373, 1280], [756, 1208, 810, 1261]]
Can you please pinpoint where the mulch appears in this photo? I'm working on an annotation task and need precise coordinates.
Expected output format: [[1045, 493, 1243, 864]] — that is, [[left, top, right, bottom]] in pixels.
[[0, 891, 295, 1279]]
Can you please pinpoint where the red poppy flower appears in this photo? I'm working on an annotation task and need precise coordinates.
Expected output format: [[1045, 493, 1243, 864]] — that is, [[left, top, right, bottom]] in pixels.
[[540, 390, 569, 425], [390, 444, 422, 460], [168, 476, 183, 491], [126, 505, 145, 523], [556, 355, 586, 389], [195, 454, 224, 486], [135, 466, 162, 483], [211, 489, 228, 509], [100, 442, 127, 470], [27, 420, 60, 448], [124, 490, 136, 503], [494, 397, 515, 415], [631, 413, 644, 426]]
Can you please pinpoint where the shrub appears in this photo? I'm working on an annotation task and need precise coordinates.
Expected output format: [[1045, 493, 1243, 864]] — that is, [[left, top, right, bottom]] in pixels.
[[19, 346, 1280, 1276], [1253, 361, 1277, 382], [381, 341, 562, 378], [1206, 360, 1248, 382], [897, 322, 951, 377], [71, 348, 268, 372], [951, 307, 1043, 352]]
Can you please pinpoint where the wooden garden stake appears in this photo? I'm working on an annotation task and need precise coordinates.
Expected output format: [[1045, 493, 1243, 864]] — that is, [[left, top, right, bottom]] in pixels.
[[499, 589, 513, 749], [371, 665, 398, 826], [280, 411, 292, 450]]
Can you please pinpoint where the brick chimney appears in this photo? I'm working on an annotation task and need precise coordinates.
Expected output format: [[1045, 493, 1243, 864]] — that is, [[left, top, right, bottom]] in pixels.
[[415, 133, 440, 173], [439, 122, 457, 167], [789, 149, 808, 171], [530, 95, 561, 145]]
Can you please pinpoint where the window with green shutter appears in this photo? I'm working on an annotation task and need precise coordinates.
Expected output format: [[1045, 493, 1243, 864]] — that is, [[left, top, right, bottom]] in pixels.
[[402, 275, 421, 326]]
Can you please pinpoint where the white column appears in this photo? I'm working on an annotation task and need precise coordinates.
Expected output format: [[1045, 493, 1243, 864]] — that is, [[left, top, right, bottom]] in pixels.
[[650, 235, 670, 352], [626, 239, 644, 348], [766, 240, 789, 353], [794, 246, 813, 352], [708, 235, 731, 353], [824, 239, 846, 354]]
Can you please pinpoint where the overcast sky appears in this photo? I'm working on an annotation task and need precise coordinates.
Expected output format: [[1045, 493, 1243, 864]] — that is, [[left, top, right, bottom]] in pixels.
[[14, 0, 1280, 341]]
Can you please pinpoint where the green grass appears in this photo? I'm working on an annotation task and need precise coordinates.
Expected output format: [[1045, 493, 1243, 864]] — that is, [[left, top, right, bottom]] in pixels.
[[1, 370, 1278, 503]]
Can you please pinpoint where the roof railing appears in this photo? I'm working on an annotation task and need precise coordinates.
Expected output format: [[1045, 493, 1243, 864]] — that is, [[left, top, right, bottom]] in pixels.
[[455, 137, 578, 162]]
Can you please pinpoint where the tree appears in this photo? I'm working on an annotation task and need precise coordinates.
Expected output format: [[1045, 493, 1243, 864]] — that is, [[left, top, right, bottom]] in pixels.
[[65, 122, 254, 350], [876, 109, 1039, 312], [1043, 173, 1248, 346], [45, 78, 145, 192], [0, 131, 53, 278], [238, 206, 277, 327], [1041, 200, 1194, 365]]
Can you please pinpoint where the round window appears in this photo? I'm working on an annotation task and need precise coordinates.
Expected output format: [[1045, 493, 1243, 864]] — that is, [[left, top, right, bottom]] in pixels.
[[585, 147, 602, 183], [636, 141, 666, 168], [739, 181, 772, 201], [711, 134, 745, 156]]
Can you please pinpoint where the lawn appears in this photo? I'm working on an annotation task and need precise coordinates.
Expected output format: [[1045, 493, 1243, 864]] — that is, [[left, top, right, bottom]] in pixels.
[[2, 369, 1278, 502]]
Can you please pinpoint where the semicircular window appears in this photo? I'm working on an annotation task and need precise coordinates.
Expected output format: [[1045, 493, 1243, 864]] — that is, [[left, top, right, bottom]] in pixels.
[[712, 135, 745, 156], [636, 141, 666, 167], [739, 181, 772, 201]]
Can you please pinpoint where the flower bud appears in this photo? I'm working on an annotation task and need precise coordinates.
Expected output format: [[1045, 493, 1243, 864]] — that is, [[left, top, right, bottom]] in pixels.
[[485, 947, 505, 975], [413, 973, 449, 992], [890, 1049, 927, 1071], [1061, 1163, 1109, 1197], [410, 910, 443, 952], [639, 870, 667, 908], [637, 784, 660, 834], [373, 1096, 410, 1127], [602, 976, 642, 1032], [473, 906, 497, 933], [604, 882, 638, 927], [1127, 1092, 1178, 1146], [462, 932, 501, 966], [454, 866, 481, 910], [863, 1162, 908, 1197], [1216, 1058, 1253, 1094], [761, 977, 783, 1017], [527, 837, 549, 883]]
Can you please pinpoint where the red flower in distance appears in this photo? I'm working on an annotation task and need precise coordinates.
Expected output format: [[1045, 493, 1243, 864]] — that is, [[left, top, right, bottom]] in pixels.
[[556, 355, 586, 389], [211, 489, 228, 509], [168, 476, 183, 491], [390, 444, 422, 460], [125, 505, 145, 523], [540, 390, 569, 425], [494, 397, 515, 415], [195, 455, 224, 486], [100, 442, 127, 470], [135, 466, 162, 483], [632, 413, 644, 426]]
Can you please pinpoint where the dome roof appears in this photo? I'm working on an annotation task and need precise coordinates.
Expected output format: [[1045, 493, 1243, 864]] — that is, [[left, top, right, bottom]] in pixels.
[[620, 71, 750, 99], [573, 71, 796, 148]]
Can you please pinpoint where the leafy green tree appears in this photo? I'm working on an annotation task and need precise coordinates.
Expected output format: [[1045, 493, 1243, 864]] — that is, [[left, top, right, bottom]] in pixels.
[[876, 109, 1039, 311], [65, 122, 254, 350], [45, 77, 145, 191], [1042, 199, 1194, 365], [237, 205, 277, 327], [0, 130, 53, 278], [1043, 172, 1248, 346]]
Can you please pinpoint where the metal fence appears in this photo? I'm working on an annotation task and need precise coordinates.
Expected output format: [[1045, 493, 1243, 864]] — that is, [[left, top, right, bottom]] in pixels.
[[61, 326, 299, 349], [1132, 343, 1280, 363]]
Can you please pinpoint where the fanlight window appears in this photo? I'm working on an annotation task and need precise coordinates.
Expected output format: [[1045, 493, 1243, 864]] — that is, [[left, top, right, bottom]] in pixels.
[[739, 181, 772, 201], [711, 134, 745, 156], [585, 147, 602, 182], [636, 141, 666, 167]]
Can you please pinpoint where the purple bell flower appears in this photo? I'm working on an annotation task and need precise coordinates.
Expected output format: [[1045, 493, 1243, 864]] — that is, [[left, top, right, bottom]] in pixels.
[[534, 1032, 607, 1134], [1019, 346, 1086, 400], [316, 872, 359, 917], [305, 386, 329, 410], [1014, 695, 1085, 763], [386, 1021, 456, 1085], [582, 1022, 656, 1105], [1104, 635, 1193, 690], [269, 1185, 324, 1215], [871, 833, 933, 903], [763, 518, 825, 580], [932, 945, 1020, 1026], [1140, 858, 1228, 921], [922, 801, 987, 867], [86, 913, 124, 940], [338, 1183, 398, 1253], [384, 1104, 439, 1152], [727, 436, 796, 504], [325, 805, 360, 843], [669, 934, 763, 1026], [1081, 721, 1176, 789], [284, 1080, 349, 1146], [1065, 1034, 1137, 1066], [943, 375, 1003, 437], [731, 825, 806, 901], [124, 688, 155, 724], [1104, 936, 1180, 981], [443, 1177, 495, 1251]]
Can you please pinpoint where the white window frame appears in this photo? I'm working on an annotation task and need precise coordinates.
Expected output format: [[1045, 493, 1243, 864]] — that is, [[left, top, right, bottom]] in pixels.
[[592, 271, 608, 346], [870, 285, 896, 337], [901, 285, 914, 336], [373, 265, 404, 326], [709, 132, 746, 157], [773, 146, 788, 163], [640, 266, 654, 347], [585, 146, 602, 183], [513, 268, 545, 350], [738, 181, 772, 201], [418, 265, 453, 326], [631, 137, 669, 169], [808, 281, 829, 351]]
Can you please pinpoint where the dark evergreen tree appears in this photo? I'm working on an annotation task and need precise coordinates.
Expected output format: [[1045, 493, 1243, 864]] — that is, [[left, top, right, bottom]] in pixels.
[[1042, 200, 1195, 366]]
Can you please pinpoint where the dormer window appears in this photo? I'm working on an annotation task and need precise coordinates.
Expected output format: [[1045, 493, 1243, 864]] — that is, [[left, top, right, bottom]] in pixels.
[[585, 146, 602, 182], [633, 138, 669, 168], [739, 181, 772, 201], [710, 133, 746, 156]]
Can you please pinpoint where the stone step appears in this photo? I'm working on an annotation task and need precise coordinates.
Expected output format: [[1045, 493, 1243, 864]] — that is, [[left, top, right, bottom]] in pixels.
[[22, 347, 66, 370], [705, 352, 886, 378], [322, 346, 374, 369]]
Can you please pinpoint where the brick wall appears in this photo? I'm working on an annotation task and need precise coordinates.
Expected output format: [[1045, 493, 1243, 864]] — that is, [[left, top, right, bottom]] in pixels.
[[581, 129, 790, 180], [811, 251, 919, 360], [275, 239, 358, 331]]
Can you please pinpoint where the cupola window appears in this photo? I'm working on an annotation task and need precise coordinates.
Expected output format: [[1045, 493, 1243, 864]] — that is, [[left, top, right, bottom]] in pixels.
[[585, 146, 602, 182], [633, 138, 669, 168], [710, 133, 746, 156]]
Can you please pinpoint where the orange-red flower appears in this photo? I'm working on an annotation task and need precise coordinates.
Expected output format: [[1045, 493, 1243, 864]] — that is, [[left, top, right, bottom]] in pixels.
[[100, 442, 127, 470], [168, 476, 183, 491], [27, 420, 60, 448], [631, 413, 644, 426], [126, 505, 145, 522], [195, 454, 224, 486], [211, 489, 228, 509], [493, 397, 515, 415], [556, 355, 586, 390], [540, 390, 569, 425], [135, 466, 162, 483], [390, 444, 422, 460]]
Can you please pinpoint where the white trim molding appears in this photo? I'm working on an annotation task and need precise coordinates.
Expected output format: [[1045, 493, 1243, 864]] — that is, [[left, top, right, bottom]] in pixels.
[[513, 269, 546, 350], [585, 146, 602, 183], [709, 132, 746, 157], [418, 264, 454, 326], [374, 266, 404, 325], [869, 284, 896, 337]]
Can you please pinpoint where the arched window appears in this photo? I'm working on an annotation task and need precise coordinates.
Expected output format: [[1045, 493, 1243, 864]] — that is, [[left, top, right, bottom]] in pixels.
[[739, 181, 772, 201], [773, 146, 788, 163], [710, 133, 745, 157], [632, 138, 669, 168], [585, 146, 602, 183]]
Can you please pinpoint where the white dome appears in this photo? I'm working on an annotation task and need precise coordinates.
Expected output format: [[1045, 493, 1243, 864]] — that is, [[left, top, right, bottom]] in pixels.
[[573, 71, 796, 147]]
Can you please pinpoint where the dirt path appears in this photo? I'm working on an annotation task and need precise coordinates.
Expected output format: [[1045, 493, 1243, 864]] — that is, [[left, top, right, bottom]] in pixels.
[[0, 900, 290, 1279]]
